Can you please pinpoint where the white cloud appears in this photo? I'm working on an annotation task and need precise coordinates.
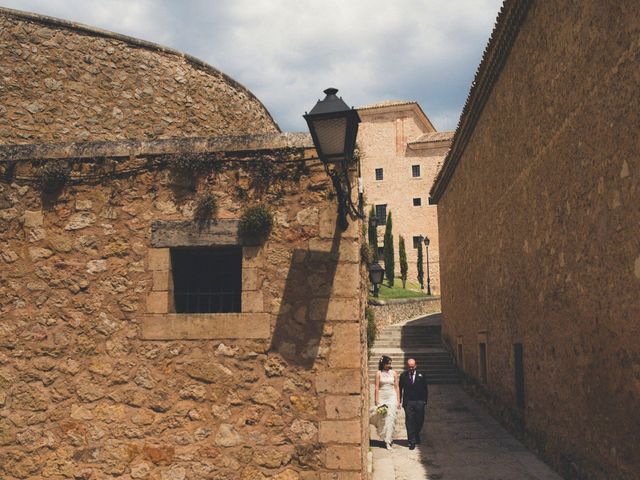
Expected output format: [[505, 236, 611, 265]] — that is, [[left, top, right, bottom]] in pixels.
[[1, 0, 503, 131]]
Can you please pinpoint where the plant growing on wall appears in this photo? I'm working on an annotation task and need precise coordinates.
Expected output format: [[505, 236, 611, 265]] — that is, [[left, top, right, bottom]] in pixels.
[[383, 211, 394, 287], [399, 235, 408, 288], [368, 205, 378, 262], [193, 192, 218, 228], [36, 161, 69, 193], [172, 153, 211, 174], [239, 205, 273, 242], [366, 307, 376, 350], [417, 241, 424, 290]]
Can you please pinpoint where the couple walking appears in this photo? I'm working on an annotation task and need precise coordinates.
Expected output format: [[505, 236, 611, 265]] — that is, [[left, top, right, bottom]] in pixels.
[[372, 356, 429, 450]]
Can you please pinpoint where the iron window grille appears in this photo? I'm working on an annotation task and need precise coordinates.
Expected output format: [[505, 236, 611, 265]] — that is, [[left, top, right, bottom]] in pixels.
[[413, 197, 422, 206], [412, 165, 421, 177], [375, 204, 387, 225], [171, 247, 242, 313], [412, 236, 422, 249], [375, 168, 384, 181]]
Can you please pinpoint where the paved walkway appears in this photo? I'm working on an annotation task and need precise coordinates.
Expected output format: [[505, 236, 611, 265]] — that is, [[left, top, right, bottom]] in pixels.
[[370, 384, 563, 480]]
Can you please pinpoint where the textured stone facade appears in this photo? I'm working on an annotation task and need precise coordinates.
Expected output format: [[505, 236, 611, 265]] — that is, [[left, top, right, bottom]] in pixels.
[[368, 297, 441, 333], [357, 102, 451, 294], [431, 1, 639, 479], [0, 8, 368, 480], [0, 7, 279, 145]]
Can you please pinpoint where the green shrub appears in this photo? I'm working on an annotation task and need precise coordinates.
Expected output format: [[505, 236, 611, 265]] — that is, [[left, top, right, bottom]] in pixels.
[[239, 205, 273, 241], [399, 235, 408, 288], [383, 211, 394, 286], [173, 153, 211, 174], [366, 307, 376, 349]]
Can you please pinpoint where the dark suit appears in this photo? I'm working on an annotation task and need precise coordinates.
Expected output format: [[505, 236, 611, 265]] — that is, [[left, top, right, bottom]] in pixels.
[[399, 370, 429, 444]]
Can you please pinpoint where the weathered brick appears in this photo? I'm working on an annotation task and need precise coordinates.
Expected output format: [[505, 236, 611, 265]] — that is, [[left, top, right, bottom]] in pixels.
[[325, 396, 361, 420], [146, 292, 168, 314], [324, 445, 362, 470], [316, 370, 360, 394], [318, 420, 360, 444], [148, 248, 170, 271]]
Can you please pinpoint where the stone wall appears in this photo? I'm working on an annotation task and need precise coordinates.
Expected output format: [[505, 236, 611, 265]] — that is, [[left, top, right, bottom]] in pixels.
[[0, 136, 367, 479], [368, 297, 441, 332], [0, 7, 278, 145], [434, 1, 639, 479]]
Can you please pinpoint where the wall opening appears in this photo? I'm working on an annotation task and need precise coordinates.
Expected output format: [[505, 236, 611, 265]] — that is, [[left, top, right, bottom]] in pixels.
[[479, 342, 487, 383], [171, 246, 242, 313], [514, 343, 525, 409], [457, 337, 464, 369]]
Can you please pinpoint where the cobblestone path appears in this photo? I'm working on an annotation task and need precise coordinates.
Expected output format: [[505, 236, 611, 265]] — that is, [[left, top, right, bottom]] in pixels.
[[370, 384, 563, 479]]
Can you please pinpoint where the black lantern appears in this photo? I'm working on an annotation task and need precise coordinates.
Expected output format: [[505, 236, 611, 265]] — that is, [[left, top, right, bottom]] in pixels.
[[304, 88, 362, 230], [368, 261, 384, 298]]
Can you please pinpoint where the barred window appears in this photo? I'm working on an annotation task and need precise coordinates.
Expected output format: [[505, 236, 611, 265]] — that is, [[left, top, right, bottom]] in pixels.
[[375, 168, 384, 181], [375, 204, 387, 225], [413, 197, 422, 206], [171, 247, 242, 313], [412, 165, 421, 177], [412, 236, 422, 249]]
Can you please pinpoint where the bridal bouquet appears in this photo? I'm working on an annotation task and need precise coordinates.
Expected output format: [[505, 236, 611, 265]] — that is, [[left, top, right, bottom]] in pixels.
[[375, 404, 388, 416]]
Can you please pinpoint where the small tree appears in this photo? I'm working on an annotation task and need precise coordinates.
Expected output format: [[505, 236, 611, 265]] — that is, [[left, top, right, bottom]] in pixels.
[[417, 241, 424, 289], [399, 236, 408, 288], [368, 206, 378, 262], [383, 211, 394, 287]]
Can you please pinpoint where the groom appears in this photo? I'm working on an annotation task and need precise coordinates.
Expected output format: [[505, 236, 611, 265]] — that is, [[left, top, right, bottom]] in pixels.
[[399, 358, 429, 450]]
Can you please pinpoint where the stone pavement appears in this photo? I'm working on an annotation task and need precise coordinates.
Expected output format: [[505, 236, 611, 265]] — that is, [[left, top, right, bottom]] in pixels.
[[370, 384, 563, 480]]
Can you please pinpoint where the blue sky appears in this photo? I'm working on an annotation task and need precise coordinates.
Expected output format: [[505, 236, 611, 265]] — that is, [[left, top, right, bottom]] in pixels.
[[1, 0, 503, 132]]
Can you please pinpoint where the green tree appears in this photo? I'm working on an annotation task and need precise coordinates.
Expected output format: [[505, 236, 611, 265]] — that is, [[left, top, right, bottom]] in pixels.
[[417, 241, 424, 289], [399, 235, 408, 288], [368, 206, 378, 262], [383, 211, 394, 286]]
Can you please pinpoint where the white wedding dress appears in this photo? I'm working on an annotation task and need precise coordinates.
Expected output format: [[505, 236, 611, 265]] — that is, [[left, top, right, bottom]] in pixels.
[[371, 369, 398, 445]]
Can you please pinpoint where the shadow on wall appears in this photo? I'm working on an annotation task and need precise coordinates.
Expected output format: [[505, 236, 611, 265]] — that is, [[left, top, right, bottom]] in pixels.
[[271, 224, 342, 369]]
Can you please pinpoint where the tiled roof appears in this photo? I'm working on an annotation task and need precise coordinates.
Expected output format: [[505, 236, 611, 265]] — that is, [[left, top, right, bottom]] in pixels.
[[429, 0, 533, 203], [409, 131, 455, 144], [358, 100, 416, 110]]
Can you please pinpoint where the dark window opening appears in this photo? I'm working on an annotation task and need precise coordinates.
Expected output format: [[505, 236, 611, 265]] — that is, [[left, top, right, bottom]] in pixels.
[[375, 204, 387, 225], [171, 247, 242, 313], [457, 343, 464, 369], [377, 246, 384, 258], [413, 197, 422, 206], [375, 168, 384, 181], [412, 236, 422, 249], [479, 342, 487, 383], [412, 165, 421, 177], [514, 343, 525, 409]]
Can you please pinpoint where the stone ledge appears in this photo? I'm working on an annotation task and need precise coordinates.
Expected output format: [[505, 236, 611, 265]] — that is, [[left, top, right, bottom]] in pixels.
[[368, 295, 440, 306], [141, 313, 270, 340]]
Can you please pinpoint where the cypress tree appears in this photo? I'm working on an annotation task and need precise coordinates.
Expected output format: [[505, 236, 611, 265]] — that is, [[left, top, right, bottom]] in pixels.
[[399, 236, 408, 288], [368, 206, 378, 262], [383, 211, 394, 287], [417, 241, 424, 289]]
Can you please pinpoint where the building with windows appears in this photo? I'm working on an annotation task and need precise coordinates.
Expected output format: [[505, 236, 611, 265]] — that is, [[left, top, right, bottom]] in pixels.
[[430, 1, 639, 479], [357, 101, 453, 293], [0, 8, 368, 479]]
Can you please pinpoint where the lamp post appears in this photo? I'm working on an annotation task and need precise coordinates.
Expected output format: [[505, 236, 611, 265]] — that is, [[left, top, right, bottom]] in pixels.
[[424, 236, 432, 296], [368, 261, 384, 298], [304, 88, 362, 230]]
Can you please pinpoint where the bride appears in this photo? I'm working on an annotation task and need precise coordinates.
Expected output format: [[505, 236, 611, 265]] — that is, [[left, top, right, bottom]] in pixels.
[[372, 355, 400, 449]]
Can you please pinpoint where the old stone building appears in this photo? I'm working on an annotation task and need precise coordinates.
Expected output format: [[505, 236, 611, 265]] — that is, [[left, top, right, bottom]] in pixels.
[[357, 101, 452, 293], [430, 1, 639, 479], [0, 7, 368, 480]]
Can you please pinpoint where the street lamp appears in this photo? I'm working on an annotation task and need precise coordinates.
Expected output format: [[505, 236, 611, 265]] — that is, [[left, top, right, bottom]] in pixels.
[[424, 236, 432, 296], [304, 88, 362, 230], [368, 261, 384, 298]]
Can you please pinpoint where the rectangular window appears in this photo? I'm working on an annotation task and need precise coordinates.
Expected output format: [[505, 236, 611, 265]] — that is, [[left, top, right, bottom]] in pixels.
[[457, 342, 464, 369], [479, 342, 488, 383], [413, 197, 421, 206], [375, 204, 387, 225], [375, 168, 384, 181], [377, 246, 384, 258], [171, 247, 242, 313], [412, 236, 422, 249], [514, 343, 525, 409], [412, 165, 421, 177]]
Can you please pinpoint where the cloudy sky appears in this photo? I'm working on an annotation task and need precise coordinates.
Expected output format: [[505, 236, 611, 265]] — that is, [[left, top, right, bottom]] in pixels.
[[1, 0, 503, 132]]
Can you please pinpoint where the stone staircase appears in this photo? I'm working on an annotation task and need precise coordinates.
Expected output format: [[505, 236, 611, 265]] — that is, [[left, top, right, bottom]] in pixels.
[[368, 314, 459, 385]]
